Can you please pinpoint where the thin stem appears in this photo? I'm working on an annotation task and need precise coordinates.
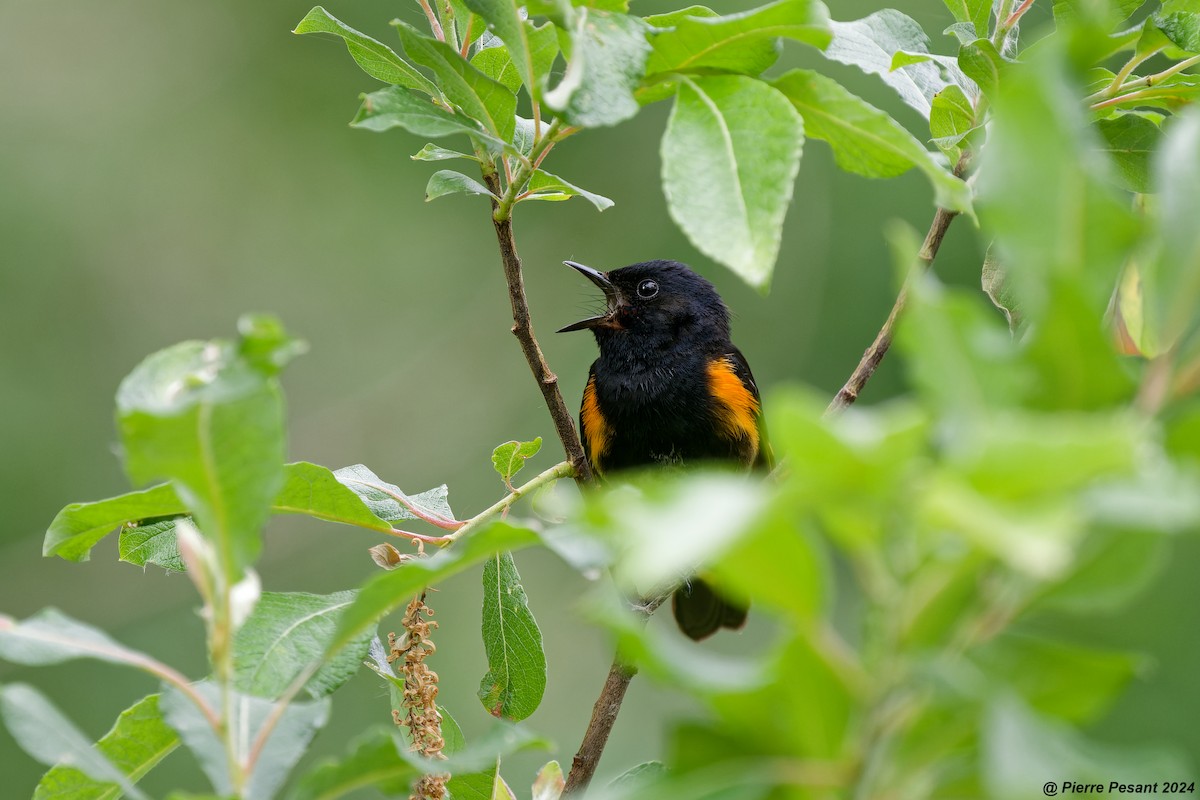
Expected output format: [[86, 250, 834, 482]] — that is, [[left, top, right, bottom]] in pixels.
[[1002, 0, 1036, 30], [562, 591, 671, 796], [338, 479, 464, 530], [477, 120, 593, 484], [459, 16, 474, 58], [244, 660, 322, 776], [991, 0, 1016, 48], [445, 461, 574, 543], [418, 0, 445, 41], [826, 152, 972, 414], [1090, 54, 1200, 110], [1088, 48, 1164, 102]]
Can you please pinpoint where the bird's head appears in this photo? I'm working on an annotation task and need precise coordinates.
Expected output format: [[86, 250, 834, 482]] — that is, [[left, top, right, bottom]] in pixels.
[[557, 260, 730, 346]]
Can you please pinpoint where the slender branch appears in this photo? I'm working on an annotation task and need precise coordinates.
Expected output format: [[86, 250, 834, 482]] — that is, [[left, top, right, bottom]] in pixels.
[[826, 152, 972, 415], [244, 660, 322, 776], [1089, 54, 1200, 110], [562, 591, 671, 796], [1002, 0, 1036, 30], [417, 0, 445, 41], [445, 461, 574, 543], [478, 122, 594, 484]]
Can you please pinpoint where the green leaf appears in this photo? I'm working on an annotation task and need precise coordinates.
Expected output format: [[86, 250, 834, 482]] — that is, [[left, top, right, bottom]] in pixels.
[[116, 318, 295, 582], [976, 53, 1140, 323], [1, 684, 148, 800], [661, 75, 803, 289], [608, 761, 665, 791], [412, 143, 480, 162], [824, 9, 957, 118], [1034, 528, 1169, 613], [941, 0, 991, 40], [524, 170, 614, 210], [120, 518, 186, 572], [771, 70, 972, 213], [288, 727, 416, 800], [972, 635, 1143, 723], [332, 463, 455, 524], [645, 0, 831, 77], [274, 461, 401, 532], [984, 696, 1191, 799], [33, 694, 180, 800], [1143, 108, 1200, 349], [351, 86, 508, 151], [0, 608, 169, 675], [425, 169, 499, 201], [491, 437, 543, 487], [930, 83, 976, 153], [1095, 112, 1161, 193], [958, 37, 1005, 99], [329, 521, 541, 655], [234, 591, 373, 700], [532, 760, 565, 800], [393, 21, 517, 143], [463, 1, 559, 98], [472, 45, 524, 94], [478, 552, 547, 721], [294, 6, 438, 95], [1155, 1, 1200, 54], [545, 10, 652, 128], [43, 483, 186, 563], [160, 681, 329, 800]]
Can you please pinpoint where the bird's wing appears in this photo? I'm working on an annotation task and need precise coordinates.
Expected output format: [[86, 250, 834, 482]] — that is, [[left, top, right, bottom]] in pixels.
[[724, 346, 774, 470], [579, 361, 609, 475]]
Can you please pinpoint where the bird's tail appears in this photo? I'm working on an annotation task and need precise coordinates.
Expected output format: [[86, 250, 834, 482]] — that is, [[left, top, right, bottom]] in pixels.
[[671, 578, 748, 641]]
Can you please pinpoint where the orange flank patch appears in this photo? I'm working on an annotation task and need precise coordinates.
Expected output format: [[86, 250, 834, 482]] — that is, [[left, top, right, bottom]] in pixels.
[[581, 375, 611, 472], [706, 357, 760, 458]]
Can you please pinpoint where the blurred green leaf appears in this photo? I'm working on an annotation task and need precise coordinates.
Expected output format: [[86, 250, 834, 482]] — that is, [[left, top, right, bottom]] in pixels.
[[234, 591, 372, 700], [43, 484, 185, 563], [1143, 108, 1200, 350], [288, 727, 416, 800], [393, 21, 517, 142], [462, 1, 559, 98], [930, 83, 976, 153], [772, 70, 972, 213], [1034, 528, 1170, 612], [523, 169, 614, 210], [973, 634, 1143, 723], [545, 10, 651, 127], [160, 681, 329, 800], [491, 437, 543, 487], [1096, 112, 1161, 193], [478, 552, 547, 721], [294, 7, 438, 95], [119, 519, 186, 572], [976, 52, 1140, 323], [0, 608, 169, 676], [533, 760, 565, 800], [824, 10, 958, 118], [661, 75, 803, 289], [608, 760, 665, 791], [645, 0, 831, 77], [332, 463, 455, 525], [981, 246, 1021, 331], [33, 694, 179, 800], [426, 169, 499, 201], [352, 86, 508, 151], [984, 695, 1191, 800], [0, 684, 147, 800], [329, 522, 541, 655], [116, 320, 292, 582]]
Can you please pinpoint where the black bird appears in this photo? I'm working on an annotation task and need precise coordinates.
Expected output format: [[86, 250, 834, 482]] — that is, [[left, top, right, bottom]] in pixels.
[[558, 259, 769, 640]]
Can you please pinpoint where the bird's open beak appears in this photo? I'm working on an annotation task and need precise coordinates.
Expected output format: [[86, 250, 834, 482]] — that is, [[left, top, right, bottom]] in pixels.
[[557, 261, 623, 332]]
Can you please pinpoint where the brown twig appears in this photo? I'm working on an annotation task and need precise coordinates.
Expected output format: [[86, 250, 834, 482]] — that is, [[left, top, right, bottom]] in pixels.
[[481, 169, 594, 484], [562, 592, 670, 796], [825, 152, 972, 415]]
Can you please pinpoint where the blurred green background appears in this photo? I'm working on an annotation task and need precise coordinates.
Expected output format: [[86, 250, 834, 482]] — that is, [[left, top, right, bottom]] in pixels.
[[2, 0, 1196, 795]]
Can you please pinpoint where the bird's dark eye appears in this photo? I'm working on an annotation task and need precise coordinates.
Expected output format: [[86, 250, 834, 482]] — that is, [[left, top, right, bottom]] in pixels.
[[637, 279, 659, 298]]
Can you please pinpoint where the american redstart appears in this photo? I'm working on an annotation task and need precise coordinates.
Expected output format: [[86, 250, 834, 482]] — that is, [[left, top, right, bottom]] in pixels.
[[558, 259, 769, 640]]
